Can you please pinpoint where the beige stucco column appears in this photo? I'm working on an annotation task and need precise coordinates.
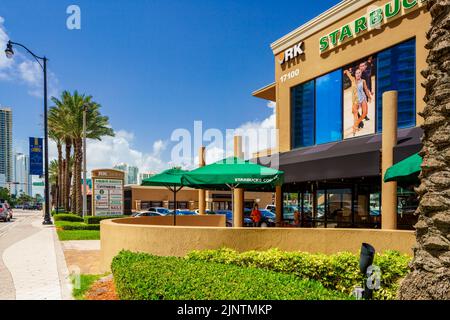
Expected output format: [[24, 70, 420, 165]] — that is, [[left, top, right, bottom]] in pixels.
[[198, 146, 206, 215], [233, 136, 244, 227], [275, 185, 283, 226], [381, 91, 398, 230]]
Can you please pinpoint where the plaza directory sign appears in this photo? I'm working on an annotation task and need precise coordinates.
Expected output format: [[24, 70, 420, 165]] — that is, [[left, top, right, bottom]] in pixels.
[[29, 137, 43, 176], [91, 169, 125, 216]]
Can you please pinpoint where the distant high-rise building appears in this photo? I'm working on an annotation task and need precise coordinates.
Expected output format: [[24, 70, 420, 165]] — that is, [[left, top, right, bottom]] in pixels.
[[0, 173, 5, 189], [113, 163, 140, 185], [12, 153, 32, 196], [0, 108, 13, 186], [139, 172, 155, 184], [113, 163, 129, 184], [127, 166, 139, 185]]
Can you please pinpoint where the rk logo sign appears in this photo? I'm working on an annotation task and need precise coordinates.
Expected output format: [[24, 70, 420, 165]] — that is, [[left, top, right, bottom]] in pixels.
[[277, 41, 304, 65]]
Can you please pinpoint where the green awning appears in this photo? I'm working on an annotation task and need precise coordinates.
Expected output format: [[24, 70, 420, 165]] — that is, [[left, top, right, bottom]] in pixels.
[[181, 156, 284, 191], [384, 153, 422, 183]]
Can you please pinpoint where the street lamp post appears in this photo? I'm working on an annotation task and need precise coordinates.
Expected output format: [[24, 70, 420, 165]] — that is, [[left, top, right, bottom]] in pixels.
[[5, 40, 52, 225], [82, 103, 88, 218]]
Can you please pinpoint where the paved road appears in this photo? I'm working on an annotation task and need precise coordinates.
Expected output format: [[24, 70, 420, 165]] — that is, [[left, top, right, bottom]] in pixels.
[[0, 210, 72, 300]]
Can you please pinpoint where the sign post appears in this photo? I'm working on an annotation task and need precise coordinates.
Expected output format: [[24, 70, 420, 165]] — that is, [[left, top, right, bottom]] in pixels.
[[91, 169, 125, 217]]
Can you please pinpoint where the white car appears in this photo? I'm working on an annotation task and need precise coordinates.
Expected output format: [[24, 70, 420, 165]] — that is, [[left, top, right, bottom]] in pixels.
[[131, 211, 163, 217]]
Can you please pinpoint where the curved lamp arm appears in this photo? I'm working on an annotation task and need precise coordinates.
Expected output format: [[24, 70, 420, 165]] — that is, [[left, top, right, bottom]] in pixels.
[[8, 40, 46, 69]]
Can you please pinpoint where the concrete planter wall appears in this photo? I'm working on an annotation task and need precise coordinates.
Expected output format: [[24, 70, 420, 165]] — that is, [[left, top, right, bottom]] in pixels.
[[100, 217, 415, 272]]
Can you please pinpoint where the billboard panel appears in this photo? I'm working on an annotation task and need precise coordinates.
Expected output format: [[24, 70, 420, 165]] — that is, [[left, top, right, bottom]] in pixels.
[[342, 56, 376, 139]]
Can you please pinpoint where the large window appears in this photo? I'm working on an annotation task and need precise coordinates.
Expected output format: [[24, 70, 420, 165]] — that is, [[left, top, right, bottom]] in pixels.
[[316, 70, 343, 144], [291, 39, 416, 148], [291, 80, 315, 148], [376, 38, 416, 131]]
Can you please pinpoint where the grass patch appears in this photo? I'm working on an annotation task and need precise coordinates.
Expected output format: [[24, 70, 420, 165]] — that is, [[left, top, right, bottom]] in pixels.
[[71, 274, 102, 300], [57, 230, 100, 241]]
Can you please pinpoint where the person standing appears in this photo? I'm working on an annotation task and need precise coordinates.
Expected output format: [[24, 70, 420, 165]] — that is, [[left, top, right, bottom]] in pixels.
[[250, 203, 262, 227]]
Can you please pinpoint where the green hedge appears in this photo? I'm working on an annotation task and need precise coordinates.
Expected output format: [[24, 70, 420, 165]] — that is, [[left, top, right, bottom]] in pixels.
[[84, 215, 127, 225], [53, 214, 84, 222], [111, 250, 351, 300], [55, 221, 100, 231], [187, 248, 411, 300]]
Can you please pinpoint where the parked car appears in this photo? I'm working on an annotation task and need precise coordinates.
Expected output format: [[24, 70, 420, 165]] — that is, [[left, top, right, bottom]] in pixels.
[[147, 207, 172, 215], [215, 210, 253, 227], [194, 209, 211, 214], [171, 210, 197, 215], [132, 211, 162, 217], [0, 203, 11, 222], [0, 200, 12, 220]]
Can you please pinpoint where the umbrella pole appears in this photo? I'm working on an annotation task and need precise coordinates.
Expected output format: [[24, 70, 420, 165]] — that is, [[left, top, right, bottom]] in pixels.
[[174, 185, 177, 226]]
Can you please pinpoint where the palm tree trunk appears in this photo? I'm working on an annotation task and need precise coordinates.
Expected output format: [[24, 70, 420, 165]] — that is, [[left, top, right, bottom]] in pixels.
[[71, 160, 77, 215], [64, 139, 72, 211], [57, 141, 63, 209], [74, 138, 83, 216], [399, 0, 450, 299]]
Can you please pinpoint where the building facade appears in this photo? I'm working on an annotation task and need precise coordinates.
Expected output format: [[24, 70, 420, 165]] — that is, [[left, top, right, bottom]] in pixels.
[[0, 108, 13, 186], [12, 153, 32, 196], [254, 0, 429, 230], [127, 166, 139, 185]]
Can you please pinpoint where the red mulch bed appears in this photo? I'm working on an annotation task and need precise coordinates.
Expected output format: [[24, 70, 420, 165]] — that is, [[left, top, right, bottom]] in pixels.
[[85, 275, 119, 300]]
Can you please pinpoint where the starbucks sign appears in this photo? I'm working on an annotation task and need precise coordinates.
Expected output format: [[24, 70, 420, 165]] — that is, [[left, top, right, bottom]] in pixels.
[[319, 0, 428, 53]]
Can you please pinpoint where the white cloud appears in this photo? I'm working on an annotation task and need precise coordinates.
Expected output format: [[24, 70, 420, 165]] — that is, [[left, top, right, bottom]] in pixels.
[[0, 16, 59, 98], [203, 101, 277, 164], [49, 130, 169, 177]]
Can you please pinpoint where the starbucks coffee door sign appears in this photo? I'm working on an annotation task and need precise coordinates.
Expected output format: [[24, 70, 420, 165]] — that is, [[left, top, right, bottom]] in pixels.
[[92, 169, 125, 217]]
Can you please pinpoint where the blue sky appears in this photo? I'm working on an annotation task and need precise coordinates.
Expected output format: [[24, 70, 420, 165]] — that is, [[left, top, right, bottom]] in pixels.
[[0, 0, 339, 173]]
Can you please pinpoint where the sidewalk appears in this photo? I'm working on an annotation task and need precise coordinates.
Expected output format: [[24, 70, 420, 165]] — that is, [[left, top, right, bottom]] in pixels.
[[1, 211, 73, 300]]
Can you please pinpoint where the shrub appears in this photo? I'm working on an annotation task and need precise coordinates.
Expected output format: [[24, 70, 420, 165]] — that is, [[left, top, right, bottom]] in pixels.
[[53, 214, 84, 222], [55, 221, 100, 231], [84, 215, 126, 225], [186, 248, 411, 300], [111, 250, 351, 300]]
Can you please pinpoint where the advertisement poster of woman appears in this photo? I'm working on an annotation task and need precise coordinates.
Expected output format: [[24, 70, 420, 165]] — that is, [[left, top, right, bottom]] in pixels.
[[342, 56, 376, 139]]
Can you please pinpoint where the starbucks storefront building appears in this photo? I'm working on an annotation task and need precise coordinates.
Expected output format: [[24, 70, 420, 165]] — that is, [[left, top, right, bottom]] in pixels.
[[253, 0, 430, 230]]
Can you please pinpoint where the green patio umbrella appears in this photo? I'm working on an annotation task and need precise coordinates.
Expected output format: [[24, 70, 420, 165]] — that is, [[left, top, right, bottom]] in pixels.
[[141, 168, 189, 225], [181, 157, 284, 222], [181, 156, 284, 191], [384, 153, 422, 184]]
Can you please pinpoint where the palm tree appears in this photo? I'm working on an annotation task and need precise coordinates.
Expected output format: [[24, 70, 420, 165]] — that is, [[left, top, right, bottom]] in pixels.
[[399, 0, 450, 299], [50, 92, 74, 212], [49, 109, 64, 209], [54, 91, 114, 215], [48, 159, 59, 209]]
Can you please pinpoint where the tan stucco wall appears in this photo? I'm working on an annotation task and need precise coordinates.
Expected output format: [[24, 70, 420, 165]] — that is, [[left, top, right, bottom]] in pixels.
[[100, 219, 414, 272], [275, 0, 430, 152], [129, 186, 199, 211]]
